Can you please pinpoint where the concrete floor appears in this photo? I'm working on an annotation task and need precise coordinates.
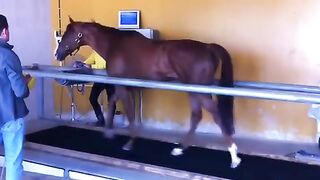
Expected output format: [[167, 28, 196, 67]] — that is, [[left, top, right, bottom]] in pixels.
[[0, 166, 62, 180], [23, 172, 62, 180]]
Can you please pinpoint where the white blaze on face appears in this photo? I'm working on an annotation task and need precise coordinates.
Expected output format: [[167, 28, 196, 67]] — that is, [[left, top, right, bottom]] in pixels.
[[228, 143, 241, 168]]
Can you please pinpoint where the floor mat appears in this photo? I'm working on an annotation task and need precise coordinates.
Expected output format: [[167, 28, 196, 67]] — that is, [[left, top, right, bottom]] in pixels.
[[26, 126, 320, 180]]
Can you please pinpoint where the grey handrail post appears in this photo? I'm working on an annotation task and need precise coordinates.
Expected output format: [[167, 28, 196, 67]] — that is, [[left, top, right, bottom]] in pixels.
[[36, 76, 45, 119], [308, 104, 320, 146]]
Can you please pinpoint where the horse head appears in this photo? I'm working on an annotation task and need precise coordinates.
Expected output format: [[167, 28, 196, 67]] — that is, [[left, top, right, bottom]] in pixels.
[[55, 17, 85, 61]]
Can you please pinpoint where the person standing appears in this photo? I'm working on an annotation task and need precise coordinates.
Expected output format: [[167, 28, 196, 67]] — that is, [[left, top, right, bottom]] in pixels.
[[84, 51, 116, 127], [0, 14, 31, 180]]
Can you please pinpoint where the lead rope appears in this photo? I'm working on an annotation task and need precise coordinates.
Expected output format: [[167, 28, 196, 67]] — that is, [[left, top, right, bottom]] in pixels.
[[57, 0, 64, 120]]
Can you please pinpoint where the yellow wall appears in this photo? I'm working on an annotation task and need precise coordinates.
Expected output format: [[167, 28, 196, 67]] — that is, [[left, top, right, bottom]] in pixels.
[[51, 0, 320, 142]]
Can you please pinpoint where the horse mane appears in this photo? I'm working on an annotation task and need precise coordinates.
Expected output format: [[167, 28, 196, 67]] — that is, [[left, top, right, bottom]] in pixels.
[[83, 21, 145, 38]]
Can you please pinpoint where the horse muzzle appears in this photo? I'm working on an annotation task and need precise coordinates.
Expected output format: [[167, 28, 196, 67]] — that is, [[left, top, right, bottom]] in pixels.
[[55, 52, 67, 61]]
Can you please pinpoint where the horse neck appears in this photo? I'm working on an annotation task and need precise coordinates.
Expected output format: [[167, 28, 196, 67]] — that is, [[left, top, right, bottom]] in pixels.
[[85, 29, 115, 60]]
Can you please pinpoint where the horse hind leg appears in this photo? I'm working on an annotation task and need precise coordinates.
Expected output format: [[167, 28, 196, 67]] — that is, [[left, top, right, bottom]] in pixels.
[[171, 93, 202, 156], [200, 95, 241, 168]]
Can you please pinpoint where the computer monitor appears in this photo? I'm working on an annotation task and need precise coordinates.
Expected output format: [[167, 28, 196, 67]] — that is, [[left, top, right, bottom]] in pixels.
[[118, 10, 140, 29]]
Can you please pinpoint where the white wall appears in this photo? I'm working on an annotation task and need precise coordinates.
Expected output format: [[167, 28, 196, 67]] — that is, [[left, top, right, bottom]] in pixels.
[[0, 0, 52, 65], [0, 0, 53, 120]]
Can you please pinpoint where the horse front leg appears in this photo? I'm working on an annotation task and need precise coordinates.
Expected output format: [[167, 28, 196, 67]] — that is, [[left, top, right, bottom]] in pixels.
[[171, 93, 202, 156], [103, 90, 118, 139], [105, 89, 117, 129], [117, 87, 136, 151]]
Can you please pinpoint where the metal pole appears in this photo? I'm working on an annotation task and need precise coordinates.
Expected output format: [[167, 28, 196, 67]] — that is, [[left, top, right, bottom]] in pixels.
[[235, 81, 320, 94], [35, 77, 44, 119], [23, 69, 320, 105], [67, 85, 76, 121], [24, 65, 320, 94]]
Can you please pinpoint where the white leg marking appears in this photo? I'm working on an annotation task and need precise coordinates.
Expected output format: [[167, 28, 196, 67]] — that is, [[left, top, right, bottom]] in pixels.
[[228, 143, 242, 168], [122, 140, 133, 151], [171, 148, 184, 156]]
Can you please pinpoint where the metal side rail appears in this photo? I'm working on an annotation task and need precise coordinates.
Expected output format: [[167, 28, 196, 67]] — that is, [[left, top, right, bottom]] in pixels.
[[23, 65, 320, 94], [23, 68, 320, 104], [6, 142, 225, 180], [235, 81, 320, 94]]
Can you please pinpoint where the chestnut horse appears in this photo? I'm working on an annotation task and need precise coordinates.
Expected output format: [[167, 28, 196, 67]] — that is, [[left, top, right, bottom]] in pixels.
[[55, 18, 241, 168]]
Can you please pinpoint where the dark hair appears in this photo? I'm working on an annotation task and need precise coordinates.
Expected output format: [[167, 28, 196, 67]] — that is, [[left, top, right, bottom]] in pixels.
[[0, 14, 8, 32]]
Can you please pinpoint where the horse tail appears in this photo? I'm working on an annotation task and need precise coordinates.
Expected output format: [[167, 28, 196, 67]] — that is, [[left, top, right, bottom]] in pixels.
[[210, 43, 235, 135]]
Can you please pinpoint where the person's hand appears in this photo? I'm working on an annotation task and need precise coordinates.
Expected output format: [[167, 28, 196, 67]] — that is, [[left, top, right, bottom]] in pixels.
[[24, 74, 32, 84]]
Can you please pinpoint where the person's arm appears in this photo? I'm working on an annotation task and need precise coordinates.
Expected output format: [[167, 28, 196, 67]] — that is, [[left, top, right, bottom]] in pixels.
[[5, 52, 29, 98]]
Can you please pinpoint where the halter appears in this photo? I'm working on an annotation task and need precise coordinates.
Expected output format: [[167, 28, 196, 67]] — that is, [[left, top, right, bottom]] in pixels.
[[65, 32, 83, 56]]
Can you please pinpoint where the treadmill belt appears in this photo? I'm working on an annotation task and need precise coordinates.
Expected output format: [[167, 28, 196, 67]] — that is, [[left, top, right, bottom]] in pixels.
[[26, 126, 320, 180]]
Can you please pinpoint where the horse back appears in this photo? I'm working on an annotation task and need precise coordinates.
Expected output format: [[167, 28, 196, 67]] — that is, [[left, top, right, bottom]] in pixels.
[[159, 40, 219, 84], [109, 35, 219, 84]]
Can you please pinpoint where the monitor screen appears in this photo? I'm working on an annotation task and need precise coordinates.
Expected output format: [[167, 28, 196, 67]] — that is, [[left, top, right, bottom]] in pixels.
[[118, 10, 140, 29]]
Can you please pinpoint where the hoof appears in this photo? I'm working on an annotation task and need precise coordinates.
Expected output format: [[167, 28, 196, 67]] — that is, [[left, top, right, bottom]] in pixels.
[[171, 148, 184, 156], [230, 157, 241, 168], [122, 141, 133, 151], [103, 129, 114, 139], [122, 144, 132, 151]]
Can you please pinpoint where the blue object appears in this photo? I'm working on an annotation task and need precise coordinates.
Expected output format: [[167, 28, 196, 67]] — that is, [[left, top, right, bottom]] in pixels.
[[118, 10, 140, 29], [120, 12, 138, 25]]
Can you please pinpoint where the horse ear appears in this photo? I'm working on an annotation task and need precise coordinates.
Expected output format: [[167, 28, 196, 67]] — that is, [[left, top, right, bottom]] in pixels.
[[69, 16, 75, 23]]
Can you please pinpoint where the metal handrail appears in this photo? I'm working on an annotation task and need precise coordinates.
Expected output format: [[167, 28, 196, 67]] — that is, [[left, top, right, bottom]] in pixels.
[[23, 68, 320, 104]]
